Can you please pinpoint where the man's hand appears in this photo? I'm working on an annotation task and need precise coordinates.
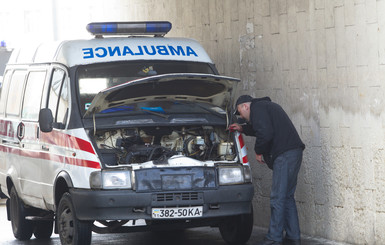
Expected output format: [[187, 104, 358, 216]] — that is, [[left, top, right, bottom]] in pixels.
[[228, 123, 243, 132], [256, 154, 265, 164]]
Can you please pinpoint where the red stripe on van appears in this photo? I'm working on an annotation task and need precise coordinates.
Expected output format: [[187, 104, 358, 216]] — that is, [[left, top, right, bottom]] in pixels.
[[0, 145, 101, 169], [40, 130, 96, 155], [65, 157, 101, 169], [242, 155, 248, 164], [238, 134, 245, 148], [0, 119, 96, 156]]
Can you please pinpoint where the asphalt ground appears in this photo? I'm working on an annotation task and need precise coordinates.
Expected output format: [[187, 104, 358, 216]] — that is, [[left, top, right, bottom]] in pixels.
[[0, 199, 350, 245]]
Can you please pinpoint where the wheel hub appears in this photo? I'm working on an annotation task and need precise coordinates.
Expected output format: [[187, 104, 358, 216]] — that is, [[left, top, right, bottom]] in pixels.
[[59, 207, 74, 243]]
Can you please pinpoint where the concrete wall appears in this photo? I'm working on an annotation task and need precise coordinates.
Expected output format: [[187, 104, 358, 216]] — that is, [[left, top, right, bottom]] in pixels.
[[1, 0, 384, 243], [118, 1, 384, 244]]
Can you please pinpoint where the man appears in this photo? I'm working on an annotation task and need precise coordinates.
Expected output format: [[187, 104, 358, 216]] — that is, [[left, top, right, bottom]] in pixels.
[[229, 95, 305, 245]]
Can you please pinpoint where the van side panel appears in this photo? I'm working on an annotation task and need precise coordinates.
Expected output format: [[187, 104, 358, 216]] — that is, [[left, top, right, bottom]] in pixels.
[[0, 70, 12, 196], [0, 69, 28, 201], [37, 128, 100, 208], [0, 65, 101, 210]]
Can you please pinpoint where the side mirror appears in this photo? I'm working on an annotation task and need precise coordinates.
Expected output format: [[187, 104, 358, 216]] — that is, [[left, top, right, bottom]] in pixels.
[[39, 108, 54, 133]]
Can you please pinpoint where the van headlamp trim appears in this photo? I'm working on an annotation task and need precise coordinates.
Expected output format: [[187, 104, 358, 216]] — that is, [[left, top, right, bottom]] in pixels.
[[218, 166, 244, 185], [90, 170, 132, 189], [86, 21, 172, 36]]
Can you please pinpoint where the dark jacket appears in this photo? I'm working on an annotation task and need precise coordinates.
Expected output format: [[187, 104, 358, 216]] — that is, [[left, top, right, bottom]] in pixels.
[[241, 97, 305, 169]]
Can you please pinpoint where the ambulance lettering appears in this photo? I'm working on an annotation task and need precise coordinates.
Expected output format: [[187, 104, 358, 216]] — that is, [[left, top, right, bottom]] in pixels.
[[82, 45, 198, 59], [135, 46, 144, 55], [143, 46, 156, 55], [108, 46, 121, 56], [95, 47, 107, 58], [157, 46, 169, 55]]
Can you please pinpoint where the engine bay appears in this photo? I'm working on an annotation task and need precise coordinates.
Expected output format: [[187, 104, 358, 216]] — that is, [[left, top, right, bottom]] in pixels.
[[93, 126, 237, 166]]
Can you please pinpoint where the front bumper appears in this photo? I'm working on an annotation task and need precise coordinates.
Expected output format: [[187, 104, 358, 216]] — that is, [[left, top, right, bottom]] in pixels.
[[70, 184, 254, 221]]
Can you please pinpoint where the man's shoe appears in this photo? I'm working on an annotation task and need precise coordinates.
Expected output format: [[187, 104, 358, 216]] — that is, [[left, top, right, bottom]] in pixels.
[[256, 238, 282, 245], [283, 238, 301, 245]]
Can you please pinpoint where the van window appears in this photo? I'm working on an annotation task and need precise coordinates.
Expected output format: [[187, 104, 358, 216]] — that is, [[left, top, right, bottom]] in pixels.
[[22, 71, 47, 121], [0, 70, 12, 114], [47, 69, 69, 126], [6, 70, 27, 117], [77, 61, 215, 115]]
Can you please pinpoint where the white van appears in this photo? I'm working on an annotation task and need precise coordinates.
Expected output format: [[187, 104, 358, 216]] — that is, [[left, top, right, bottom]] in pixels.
[[0, 22, 253, 245]]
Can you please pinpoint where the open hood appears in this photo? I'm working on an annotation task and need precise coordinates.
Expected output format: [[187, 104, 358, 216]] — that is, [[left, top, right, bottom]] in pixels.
[[84, 73, 240, 117]]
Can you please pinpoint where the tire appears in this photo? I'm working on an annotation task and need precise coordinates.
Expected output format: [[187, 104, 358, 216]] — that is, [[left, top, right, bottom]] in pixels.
[[34, 220, 53, 239], [57, 193, 92, 245], [219, 207, 254, 245], [9, 186, 34, 240]]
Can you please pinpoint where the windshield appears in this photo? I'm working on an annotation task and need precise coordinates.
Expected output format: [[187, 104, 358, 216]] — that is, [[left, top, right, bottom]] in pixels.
[[77, 61, 215, 115]]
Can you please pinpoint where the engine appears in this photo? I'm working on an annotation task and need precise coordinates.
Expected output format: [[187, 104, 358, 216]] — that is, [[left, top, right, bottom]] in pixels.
[[94, 126, 236, 165]]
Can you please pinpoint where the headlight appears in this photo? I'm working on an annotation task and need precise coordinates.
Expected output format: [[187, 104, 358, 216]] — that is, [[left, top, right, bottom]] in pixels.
[[90, 170, 132, 189], [218, 166, 244, 185], [243, 165, 252, 183]]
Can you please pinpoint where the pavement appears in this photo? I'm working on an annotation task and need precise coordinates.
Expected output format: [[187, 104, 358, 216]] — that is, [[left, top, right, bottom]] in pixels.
[[0, 198, 350, 245]]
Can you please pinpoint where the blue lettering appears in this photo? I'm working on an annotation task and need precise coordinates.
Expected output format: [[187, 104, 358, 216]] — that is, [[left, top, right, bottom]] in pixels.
[[144, 46, 156, 55], [186, 46, 198, 56], [157, 45, 169, 55], [122, 46, 134, 56], [108, 46, 121, 56], [95, 47, 107, 58], [82, 48, 94, 59], [83, 45, 199, 59], [168, 46, 185, 56], [134, 46, 144, 55]]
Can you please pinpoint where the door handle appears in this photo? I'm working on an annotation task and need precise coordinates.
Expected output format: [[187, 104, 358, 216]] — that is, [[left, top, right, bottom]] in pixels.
[[17, 122, 25, 140]]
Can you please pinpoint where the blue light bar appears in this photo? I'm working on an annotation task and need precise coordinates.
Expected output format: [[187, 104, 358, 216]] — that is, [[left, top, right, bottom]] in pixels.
[[86, 22, 172, 36]]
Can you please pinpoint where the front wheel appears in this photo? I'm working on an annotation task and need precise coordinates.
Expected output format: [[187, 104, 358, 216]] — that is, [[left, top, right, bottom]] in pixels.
[[9, 186, 34, 240], [57, 193, 92, 245], [219, 206, 254, 245]]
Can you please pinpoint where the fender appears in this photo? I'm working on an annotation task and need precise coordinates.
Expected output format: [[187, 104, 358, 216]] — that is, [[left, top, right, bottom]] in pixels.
[[53, 171, 74, 209], [6, 166, 18, 196]]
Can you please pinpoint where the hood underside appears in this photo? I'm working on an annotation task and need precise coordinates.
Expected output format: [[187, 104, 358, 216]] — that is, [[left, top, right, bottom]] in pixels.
[[84, 73, 240, 117]]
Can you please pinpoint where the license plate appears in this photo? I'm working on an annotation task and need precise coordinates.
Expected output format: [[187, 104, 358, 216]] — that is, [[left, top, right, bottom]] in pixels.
[[152, 206, 203, 219]]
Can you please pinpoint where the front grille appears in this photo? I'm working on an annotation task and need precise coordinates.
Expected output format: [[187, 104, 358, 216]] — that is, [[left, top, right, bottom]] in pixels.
[[156, 192, 199, 202], [135, 167, 217, 192]]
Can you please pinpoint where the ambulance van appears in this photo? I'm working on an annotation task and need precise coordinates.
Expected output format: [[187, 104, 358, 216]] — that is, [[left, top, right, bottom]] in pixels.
[[0, 22, 254, 245]]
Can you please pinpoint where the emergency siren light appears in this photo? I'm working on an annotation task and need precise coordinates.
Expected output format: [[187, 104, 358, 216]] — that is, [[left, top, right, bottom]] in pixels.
[[86, 21, 172, 37]]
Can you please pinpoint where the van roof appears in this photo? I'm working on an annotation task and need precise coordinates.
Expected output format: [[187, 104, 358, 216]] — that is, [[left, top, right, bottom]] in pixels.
[[7, 37, 213, 67]]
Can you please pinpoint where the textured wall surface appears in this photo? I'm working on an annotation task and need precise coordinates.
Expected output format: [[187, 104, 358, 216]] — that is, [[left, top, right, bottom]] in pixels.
[[1, 0, 384, 243], [117, 1, 385, 243]]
